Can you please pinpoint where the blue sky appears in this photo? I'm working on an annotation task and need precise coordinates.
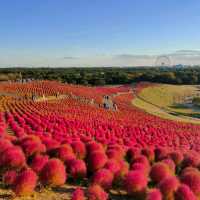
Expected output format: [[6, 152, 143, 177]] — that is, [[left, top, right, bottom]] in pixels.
[[0, 0, 200, 67]]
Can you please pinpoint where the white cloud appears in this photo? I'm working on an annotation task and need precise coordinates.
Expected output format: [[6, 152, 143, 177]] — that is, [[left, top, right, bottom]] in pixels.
[[1, 50, 200, 67]]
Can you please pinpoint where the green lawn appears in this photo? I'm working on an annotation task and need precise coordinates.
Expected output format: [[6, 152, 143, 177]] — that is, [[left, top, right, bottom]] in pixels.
[[132, 84, 200, 124]]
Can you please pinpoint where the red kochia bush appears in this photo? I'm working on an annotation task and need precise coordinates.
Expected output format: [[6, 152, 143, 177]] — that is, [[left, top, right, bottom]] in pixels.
[[180, 171, 200, 197], [154, 148, 168, 161], [146, 189, 162, 200], [162, 158, 176, 173], [3, 170, 17, 186], [53, 144, 75, 163], [181, 167, 199, 177], [68, 159, 87, 180], [124, 170, 148, 195], [169, 151, 183, 166], [182, 152, 200, 168], [13, 169, 38, 196], [71, 141, 86, 159], [20, 135, 46, 157], [106, 144, 125, 161], [104, 159, 120, 175], [106, 149, 124, 161], [150, 162, 172, 183], [30, 154, 49, 173], [141, 147, 155, 163], [158, 176, 179, 198], [0, 139, 13, 153], [131, 163, 149, 176], [88, 151, 107, 172], [133, 155, 150, 169], [126, 147, 141, 163], [92, 169, 114, 190], [114, 160, 129, 184], [42, 138, 60, 152], [71, 187, 85, 200], [40, 158, 66, 186], [175, 184, 197, 200], [87, 185, 108, 200], [86, 142, 104, 155], [0, 146, 26, 170]]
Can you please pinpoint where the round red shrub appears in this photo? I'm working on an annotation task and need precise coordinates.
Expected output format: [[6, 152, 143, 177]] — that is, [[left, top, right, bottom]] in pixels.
[[0, 146, 26, 170], [181, 171, 200, 197], [107, 144, 125, 160], [53, 144, 76, 163], [106, 149, 124, 161], [162, 158, 176, 173], [40, 158, 66, 186], [13, 169, 38, 196], [124, 170, 148, 195], [71, 141, 86, 159], [146, 189, 162, 200], [126, 147, 141, 163], [68, 159, 87, 180], [114, 160, 129, 184], [104, 159, 120, 175], [141, 147, 155, 162], [133, 155, 150, 169], [86, 142, 104, 155], [158, 176, 179, 198], [181, 167, 199, 177], [150, 162, 172, 183], [3, 170, 17, 186], [182, 152, 200, 168], [175, 184, 197, 200], [154, 148, 168, 161], [42, 138, 60, 152], [20, 135, 46, 157], [169, 151, 183, 166], [88, 151, 107, 172], [87, 185, 108, 200], [0, 139, 13, 154], [92, 169, 114, 190], [131, 163, 149, 176], [71, 187, 85, 200], [30, 154, 49, 173]]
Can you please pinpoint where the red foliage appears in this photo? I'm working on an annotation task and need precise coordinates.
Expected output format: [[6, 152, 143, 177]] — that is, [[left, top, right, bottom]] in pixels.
[[88, 151, 107, 172], [71, 187, 85, 200], [92, 169, 114, 190], [40, 158, 66, 186], [0, 146, 26, 170], [30, 154, 49, 173], [104, 159, 120, 175], [68, 159, 87, 180], [150, 162, 172, 183], [3, 170, 17, 186], [71, 141, 86, 159], [181, 171, 200, 197], [124, 170, 148, 195], [13, 169, 38, 196], [175, 184, 197, 200], [158, 176, 180, 198], [146, 189, 162, 200], [87, 185, 108, 200]]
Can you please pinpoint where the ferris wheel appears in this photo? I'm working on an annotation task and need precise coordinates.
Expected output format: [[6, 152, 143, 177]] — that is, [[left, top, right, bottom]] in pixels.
[[155, 55, 171, 67]]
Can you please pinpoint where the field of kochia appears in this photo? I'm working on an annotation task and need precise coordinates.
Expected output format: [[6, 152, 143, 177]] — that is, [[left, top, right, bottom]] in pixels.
[[0, 81, 200, 200]]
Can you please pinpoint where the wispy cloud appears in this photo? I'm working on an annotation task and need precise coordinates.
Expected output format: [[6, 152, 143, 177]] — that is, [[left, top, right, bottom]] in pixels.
[[63, 56, 79, 60], [1, 50, 200, 67]]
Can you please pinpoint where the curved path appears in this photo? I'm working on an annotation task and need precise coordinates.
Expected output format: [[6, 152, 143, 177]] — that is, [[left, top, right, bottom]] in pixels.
[[132, 90, 200, 124]]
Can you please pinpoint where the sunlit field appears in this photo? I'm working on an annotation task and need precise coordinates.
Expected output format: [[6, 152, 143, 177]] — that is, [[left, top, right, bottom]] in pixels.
[[0, 81, 199, 199]]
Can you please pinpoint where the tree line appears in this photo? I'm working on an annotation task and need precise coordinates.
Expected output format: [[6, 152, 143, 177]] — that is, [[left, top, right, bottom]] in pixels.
[[0, 67, 200, 86]]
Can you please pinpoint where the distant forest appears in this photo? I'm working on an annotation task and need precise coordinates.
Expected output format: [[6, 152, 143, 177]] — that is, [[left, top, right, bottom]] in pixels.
[[1, 67, 200, 86]]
